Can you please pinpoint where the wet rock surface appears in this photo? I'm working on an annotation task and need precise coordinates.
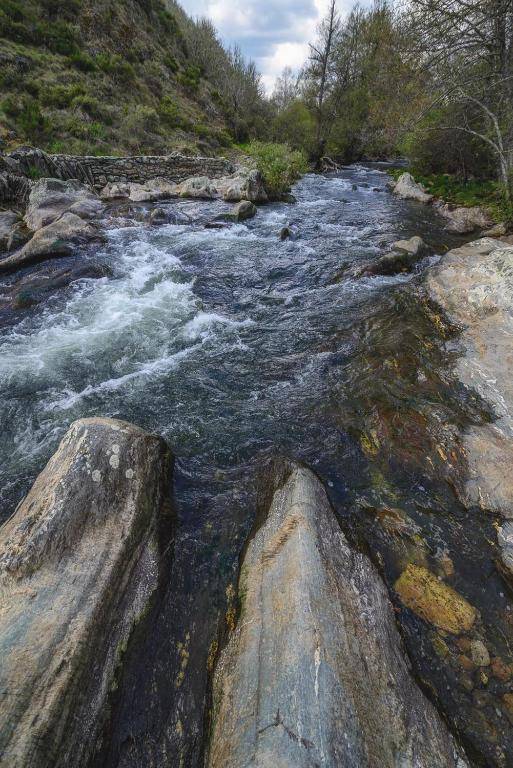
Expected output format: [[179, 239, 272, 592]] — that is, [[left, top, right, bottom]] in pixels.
[[207, 460, 467, 768], [0, 212, 102, 273], [0, 417, 173, 768], [427, 237, 513, 577]]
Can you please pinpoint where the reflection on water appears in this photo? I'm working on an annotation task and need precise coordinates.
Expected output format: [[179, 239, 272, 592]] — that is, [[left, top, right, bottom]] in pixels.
[[0, 166, 510, 767]]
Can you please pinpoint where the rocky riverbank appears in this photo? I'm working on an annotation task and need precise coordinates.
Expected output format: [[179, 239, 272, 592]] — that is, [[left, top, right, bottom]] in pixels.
[[391, 172, 505, 236]]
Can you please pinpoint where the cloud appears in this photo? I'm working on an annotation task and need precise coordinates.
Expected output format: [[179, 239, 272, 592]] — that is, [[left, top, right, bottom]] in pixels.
[[179, 0, 365, 92]]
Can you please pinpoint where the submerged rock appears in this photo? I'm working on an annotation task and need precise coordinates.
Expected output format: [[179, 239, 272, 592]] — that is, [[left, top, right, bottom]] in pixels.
[[395, 564, 476, 634], [0, 212, 101, 273], [0, 417, 172, 768], [393, 172, 433, 203], [207, 460, 467, 768], [24, 178, 104, 231], [10, 262, 112, 310]]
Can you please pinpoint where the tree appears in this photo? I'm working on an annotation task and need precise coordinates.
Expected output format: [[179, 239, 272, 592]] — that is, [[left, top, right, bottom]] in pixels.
[[407, 0, 513, 199], [306, 0, 341, 163]]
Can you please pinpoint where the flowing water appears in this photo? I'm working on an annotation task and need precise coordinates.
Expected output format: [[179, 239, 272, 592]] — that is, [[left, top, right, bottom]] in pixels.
[[1, 167, 512, 767]]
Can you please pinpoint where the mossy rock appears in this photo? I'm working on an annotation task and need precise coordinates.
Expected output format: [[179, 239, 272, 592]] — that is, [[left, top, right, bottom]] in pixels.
[[395, 563, 476, 634]]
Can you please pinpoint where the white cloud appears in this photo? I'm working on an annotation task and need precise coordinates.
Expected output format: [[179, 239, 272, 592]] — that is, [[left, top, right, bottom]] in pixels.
[[179, 0, 367, 93]]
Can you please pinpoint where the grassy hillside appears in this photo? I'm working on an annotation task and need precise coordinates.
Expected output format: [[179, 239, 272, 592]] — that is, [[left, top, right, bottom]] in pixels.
[[0, 0, 235, 155]]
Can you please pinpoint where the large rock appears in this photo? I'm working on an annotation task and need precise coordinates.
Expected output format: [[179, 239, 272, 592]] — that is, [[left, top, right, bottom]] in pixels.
[[214, 200, 257, 224], [215, 168, 268, 203], [361, 235, 432, 276], [0, 212, 100, 273], [435, 202, 494, 234], [393, 172, 433, 203], [0, 210, 20, 250], [24, 178, 104, 231], [0, 417, 172, 768], [427, 238, 513, 575], [207, 460, 466, 768], [100, 177, 179, 203]]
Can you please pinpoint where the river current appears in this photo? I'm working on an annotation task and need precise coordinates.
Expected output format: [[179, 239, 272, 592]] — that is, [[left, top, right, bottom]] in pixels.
[[1, 167, 511, 766]]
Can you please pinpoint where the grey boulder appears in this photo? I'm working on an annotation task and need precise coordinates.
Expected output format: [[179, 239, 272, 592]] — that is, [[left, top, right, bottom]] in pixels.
[[393, 172, 433, 203], [0, 212, 100, 273], [207, 460, 467, 768], [0, 417, 172, 768], [24, 178, 104, 231]]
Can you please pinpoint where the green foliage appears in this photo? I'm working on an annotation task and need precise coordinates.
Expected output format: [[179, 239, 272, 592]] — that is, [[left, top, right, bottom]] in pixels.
[[69, 51, 96, 72], [125, 104, 160, 135], [95, 53, 134, 82], [156, 8, 180, 36], [272, 101, 316, 156], [1, 94, 49, 140], [177, 64, 201, 92], [243, 141, 308, 197], [163, 54, 178, 72], [44, 83, 85, 109], [157, 95, 180, 127]]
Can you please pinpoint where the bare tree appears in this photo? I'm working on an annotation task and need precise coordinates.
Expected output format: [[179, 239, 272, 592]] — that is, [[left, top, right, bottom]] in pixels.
[[307, 0, 341, 163]]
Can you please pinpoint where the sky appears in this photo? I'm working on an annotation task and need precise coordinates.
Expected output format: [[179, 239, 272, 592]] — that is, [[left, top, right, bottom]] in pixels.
[[179, 0, 343, 94]]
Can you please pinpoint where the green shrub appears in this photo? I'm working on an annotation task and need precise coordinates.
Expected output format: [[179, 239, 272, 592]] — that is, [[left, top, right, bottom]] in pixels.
[[177, 64, 201, 92], [244, 141, 308, 198], [158, 95, 180, 127], [41, 20, 79, 55], [4, 95, 50, 140], [125, 104, 159, 134], [163, 54, 178, 72], [44, 83, 85, 108], [69, 51, 97, 72], [96, 53, 134, 82], [157, 8, 180, 36], [71, 94, 104, 119]]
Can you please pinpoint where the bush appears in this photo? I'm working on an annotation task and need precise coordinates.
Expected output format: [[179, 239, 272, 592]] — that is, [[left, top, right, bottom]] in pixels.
[[158, 95, 180, 127], [157, 9, 180, 36], [41, 20, 79, 55], [44, 83, 85, 108], [96, 53, 134, 82], [125, 104, 160, 134], [177, 64, 201, 92], [163, 54, 178, 72], [71, 94, 105, 119], [272, 101, 316, 156], [244, 141, 308, 197], [1, 94, 49, 140], [69, 51, 97, 72]]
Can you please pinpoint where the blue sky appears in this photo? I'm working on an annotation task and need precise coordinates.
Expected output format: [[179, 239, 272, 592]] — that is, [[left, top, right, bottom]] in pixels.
[[179, 0, 336, 93]]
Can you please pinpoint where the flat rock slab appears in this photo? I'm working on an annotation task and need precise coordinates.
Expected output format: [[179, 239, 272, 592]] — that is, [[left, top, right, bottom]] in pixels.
[[0, 417, 172, 768], [207, 460, 466, 768], [427, 237, 513, 573]]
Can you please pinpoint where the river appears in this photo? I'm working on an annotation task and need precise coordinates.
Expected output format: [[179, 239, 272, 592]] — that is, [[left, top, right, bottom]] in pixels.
[[0, 166, 511, 766]]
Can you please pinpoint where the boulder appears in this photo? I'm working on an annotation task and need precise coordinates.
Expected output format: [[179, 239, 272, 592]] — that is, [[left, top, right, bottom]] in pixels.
[[0, 417, 172, 768], [207, 460, 467, 768], [483, 221, 508, 238], [435, 202, 494, 234], [393, 172, 433, 203], [426, 238, 513, 577], [24, 178, 104, 231], [177, 175, 218, 199], [0, 212, 100, 274], [0, 210, 19, 250], [362, 236, 432, 276], [215, 168, 268, 203], [101, 178, 178, 203], [214, 200, 257, 224]]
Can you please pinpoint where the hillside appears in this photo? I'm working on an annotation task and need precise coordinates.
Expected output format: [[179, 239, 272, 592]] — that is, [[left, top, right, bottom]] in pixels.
[[0, 0, 245, 155]]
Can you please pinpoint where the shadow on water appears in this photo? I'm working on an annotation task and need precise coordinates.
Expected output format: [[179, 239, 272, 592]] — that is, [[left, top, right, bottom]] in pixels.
[[0, 166, 511, 766]]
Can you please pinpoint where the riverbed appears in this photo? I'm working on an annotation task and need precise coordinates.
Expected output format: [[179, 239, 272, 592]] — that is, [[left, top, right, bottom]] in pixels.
[[1, 167, 510, 767]]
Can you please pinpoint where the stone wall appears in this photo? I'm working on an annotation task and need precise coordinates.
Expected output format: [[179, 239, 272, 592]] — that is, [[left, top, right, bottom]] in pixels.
[[1, 147, 235, 197]]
